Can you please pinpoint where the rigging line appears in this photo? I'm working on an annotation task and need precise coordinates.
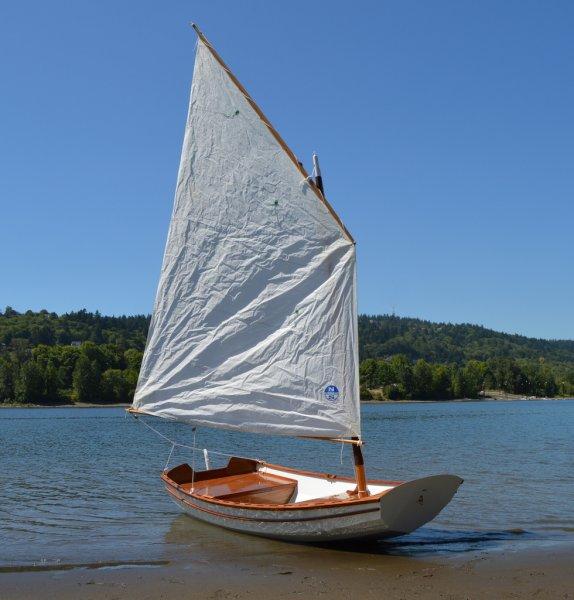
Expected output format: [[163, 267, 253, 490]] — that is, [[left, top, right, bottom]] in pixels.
[[164, 443, 176, 472], [191, 427, 197, 492], [130, 413, 264, 463], [131, 414, 371, 476]]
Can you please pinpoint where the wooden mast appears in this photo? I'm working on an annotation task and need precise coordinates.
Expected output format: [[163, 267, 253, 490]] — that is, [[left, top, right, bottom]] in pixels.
[[352, 437, 369, 497]]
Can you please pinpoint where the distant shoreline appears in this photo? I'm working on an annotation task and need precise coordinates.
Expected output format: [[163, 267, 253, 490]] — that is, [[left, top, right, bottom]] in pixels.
[[361, 396, 573, 404], [0, 402, 130, 409], [2, 395, 572, 409]]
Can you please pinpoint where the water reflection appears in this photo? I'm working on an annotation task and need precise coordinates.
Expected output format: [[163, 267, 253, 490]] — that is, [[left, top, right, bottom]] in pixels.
[[163, 512, 536, 562]]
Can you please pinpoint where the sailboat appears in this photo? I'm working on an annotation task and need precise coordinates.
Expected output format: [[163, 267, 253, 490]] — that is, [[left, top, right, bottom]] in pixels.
[[128, 24, 462, 542]]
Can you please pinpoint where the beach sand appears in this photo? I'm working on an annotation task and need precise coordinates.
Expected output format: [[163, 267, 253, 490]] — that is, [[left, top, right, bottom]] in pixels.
[[2, 544, 572, 599]]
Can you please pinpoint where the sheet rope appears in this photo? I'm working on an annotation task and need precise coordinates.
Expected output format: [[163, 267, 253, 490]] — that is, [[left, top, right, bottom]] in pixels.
[[130, 413, 264, 467], [129, 413, 392, 476]]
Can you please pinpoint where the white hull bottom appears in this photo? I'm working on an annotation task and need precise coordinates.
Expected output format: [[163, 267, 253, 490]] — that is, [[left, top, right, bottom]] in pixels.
[[165, 467, 463, 542]]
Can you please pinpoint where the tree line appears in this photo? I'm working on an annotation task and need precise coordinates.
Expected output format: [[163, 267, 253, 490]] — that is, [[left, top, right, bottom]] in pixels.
[[0, 341, 143, 404], [0, 307, 149, 350], [1, 308, 573, 404], [359, 355, 574, 400]]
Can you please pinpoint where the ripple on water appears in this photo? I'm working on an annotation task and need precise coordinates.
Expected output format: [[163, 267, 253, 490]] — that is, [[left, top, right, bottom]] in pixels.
[[1, 401, 573, 567]]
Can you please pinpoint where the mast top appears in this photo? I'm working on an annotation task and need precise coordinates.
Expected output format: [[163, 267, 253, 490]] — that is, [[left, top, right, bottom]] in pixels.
[[187, 22, 353, 244], [190, 23, 204, 39]]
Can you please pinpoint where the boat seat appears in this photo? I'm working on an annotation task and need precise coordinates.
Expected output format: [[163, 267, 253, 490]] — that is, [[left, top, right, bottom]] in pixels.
[[187, 471, 298, 505]]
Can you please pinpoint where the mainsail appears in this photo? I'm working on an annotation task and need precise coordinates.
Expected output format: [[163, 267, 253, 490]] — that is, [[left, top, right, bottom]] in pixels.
[[133, 35, 360, 438]]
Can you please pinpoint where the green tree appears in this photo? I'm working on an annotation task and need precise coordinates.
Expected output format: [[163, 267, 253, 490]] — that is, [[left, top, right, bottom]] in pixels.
[[412, 359, 433, 399], [44, 361, 60, 402], [383, 383, 405, 400], [15, 362, 44, 404], [0, 357, 16, 402], [431, 364, 452, 399], [73, 355, 101, 403], [123, 369, 139, 400], [534, 365, 558, 397], [124, 349, 143, 372], [389, 355, 413, 398], [359, 359, 380, 389], [462, 360, 486, 396], [30, 323, 55, 345], [101, 369, 129, 403], [359, 385, 373, 400], [377, 361, 395, 387]]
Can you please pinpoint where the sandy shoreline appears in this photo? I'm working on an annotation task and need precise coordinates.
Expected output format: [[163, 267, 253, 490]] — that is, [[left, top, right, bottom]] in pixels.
[[1, 543, 572, 599]]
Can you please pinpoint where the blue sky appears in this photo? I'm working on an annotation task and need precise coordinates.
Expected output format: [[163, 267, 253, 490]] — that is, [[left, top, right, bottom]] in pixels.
[[1, 1, 573, 339]]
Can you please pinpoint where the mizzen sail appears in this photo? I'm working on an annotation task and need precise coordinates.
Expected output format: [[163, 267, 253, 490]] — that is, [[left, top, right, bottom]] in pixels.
[[133, 36, 360, 438]]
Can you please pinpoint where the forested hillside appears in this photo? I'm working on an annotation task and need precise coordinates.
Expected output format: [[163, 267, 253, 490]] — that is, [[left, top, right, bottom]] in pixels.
[[0, 308, 149, 405], [0, 307, 149, 349], [1, 308, 573, 405], [358, 315, 574, 363], [357, 315, 574, 400]]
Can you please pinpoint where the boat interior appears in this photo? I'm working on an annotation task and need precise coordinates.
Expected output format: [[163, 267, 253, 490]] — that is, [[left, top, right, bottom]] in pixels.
[[164, 457, 397, 506]]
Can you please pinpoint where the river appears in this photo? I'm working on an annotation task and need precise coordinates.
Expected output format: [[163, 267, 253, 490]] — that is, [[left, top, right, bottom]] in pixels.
[[1, 399, 572, 569]]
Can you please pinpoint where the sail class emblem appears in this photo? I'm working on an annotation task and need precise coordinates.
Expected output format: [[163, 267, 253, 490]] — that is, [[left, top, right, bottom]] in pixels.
[[324, 385, 340, 401]]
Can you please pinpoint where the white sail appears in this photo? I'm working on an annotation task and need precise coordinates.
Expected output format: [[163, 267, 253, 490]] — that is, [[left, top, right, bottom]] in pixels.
[[133, 38, 360, 438]]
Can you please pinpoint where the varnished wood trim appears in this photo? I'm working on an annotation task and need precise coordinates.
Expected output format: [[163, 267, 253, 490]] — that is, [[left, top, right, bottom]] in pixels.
[[161, 461, 402, 512], [167, 486, 380, 523], [298, 436, 363, 446], [352, 438, 369, 497]]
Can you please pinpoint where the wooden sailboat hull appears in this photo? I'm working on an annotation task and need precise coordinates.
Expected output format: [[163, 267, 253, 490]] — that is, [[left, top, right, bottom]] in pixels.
[[162, 458, 463, 542]]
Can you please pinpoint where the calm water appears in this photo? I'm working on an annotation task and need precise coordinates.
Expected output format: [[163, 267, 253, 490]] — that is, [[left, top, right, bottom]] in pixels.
[[1, 400, 573, 569]]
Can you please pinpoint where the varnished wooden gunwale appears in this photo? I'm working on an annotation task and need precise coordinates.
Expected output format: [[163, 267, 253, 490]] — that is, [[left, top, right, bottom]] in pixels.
[[161, 459, 403, 512], [166, 484, 381, 523]]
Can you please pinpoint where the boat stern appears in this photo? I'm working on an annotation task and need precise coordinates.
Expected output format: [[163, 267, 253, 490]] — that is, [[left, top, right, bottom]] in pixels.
[[378, 474, 463, 536]]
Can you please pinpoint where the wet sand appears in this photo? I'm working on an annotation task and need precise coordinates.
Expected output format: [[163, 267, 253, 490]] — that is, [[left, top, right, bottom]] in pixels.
[[2, 544, 572, 599]]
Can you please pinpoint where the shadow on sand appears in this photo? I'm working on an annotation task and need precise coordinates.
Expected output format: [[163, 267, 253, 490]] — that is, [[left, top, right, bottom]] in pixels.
[[314, 527, 533, 556]]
